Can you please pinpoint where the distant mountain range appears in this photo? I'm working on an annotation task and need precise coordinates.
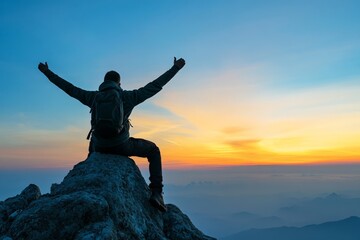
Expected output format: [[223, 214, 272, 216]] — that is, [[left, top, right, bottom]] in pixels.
[[221, 216, 360, 240], [277, 193, 360, 226], [228, 211, 285, 231], [214, 193, 360, 235]]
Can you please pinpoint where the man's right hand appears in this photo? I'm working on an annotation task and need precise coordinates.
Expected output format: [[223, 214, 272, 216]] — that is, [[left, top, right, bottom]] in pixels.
[[38, 62, 49, 73]]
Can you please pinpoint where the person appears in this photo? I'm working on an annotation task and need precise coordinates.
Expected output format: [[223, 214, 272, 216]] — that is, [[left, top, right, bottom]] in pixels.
[[38, 57, 186, 212]]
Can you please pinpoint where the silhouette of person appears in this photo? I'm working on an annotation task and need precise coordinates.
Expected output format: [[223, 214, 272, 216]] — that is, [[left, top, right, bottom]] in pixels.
[[38, 57, 186, 212]]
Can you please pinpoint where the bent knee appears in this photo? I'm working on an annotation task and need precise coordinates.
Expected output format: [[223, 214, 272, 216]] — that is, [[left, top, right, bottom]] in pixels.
[[149, 144, 160, 154]]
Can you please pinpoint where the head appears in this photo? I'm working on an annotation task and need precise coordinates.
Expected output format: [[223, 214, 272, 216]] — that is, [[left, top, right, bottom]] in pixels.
[[104, 70, 121, 85]]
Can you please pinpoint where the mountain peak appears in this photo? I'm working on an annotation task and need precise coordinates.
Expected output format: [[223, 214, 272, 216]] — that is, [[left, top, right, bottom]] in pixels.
[[326, 192, 340, 199], [0, 153, 215, 240]]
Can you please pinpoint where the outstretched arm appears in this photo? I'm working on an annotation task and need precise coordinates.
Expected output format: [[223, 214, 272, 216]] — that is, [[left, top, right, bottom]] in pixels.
[[38, 62, 95, 107], [128, 57, 186, 105]]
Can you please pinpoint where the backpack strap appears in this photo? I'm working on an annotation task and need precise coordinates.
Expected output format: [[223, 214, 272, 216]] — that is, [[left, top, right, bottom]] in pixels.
[[86, 93, 99, 140], [86, 128, 93, 140]]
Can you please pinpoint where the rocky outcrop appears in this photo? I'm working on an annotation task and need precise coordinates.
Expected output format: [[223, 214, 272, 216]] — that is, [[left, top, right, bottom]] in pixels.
[[0, 153, 215, 240]]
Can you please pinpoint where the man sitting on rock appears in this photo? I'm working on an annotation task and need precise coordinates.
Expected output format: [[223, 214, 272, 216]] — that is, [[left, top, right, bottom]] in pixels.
[[38, 57, 186, 212]]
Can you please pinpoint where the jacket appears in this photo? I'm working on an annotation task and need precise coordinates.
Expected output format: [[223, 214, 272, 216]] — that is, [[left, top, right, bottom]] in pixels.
[[43, 65, 180, 147]]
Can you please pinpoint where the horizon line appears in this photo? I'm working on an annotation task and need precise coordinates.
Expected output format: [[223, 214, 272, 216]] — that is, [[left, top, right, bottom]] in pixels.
[[1, 161, 360, 171]]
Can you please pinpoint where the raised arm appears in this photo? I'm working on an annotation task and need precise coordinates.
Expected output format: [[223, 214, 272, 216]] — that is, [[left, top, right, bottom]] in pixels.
[[127, 57, 186, 106], [38, 62, 95, 107]]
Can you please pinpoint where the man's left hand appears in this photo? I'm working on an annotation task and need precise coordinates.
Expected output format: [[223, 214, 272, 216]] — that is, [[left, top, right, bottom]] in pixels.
[[38, 62, 49, 73]]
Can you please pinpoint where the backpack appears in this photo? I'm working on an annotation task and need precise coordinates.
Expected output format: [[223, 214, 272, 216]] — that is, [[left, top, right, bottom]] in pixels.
[[87, 88, 124, 139]]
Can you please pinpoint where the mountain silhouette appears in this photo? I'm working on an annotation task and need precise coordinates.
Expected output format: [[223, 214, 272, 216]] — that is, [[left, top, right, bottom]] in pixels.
[[0, 153, 215, 240], [222, 216, 360, 240], [278, 193, 360, 225]]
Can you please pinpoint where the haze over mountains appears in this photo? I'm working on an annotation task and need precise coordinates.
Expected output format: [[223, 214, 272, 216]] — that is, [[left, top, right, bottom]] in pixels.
[[1, 164, 360, 238], [222, 216, 360, 240], [218, 192, 360, 231]]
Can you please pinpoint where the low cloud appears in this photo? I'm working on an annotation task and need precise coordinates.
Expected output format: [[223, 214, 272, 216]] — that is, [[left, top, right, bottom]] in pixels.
[[225, 139, 261, 148], [0, 124, 88, 168]]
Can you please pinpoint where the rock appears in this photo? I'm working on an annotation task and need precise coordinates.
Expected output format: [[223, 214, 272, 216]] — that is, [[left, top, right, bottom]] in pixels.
[[0, 236, 13, 240], [0, 153, 216, 240], [0, 184, 41, 234], [164, 204, 215, 240]]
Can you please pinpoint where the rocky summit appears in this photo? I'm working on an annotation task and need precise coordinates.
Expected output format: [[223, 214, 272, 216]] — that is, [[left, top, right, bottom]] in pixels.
[[0, 153, 215, 240]]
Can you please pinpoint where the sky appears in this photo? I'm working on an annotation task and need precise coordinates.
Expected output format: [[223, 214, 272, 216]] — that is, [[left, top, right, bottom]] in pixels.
[[1, 0, 360, 168], [1, 2, 360, 237]]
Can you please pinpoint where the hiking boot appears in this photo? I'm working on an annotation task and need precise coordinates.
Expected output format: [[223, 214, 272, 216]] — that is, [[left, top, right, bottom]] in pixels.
[[149, 191, 167, 212]]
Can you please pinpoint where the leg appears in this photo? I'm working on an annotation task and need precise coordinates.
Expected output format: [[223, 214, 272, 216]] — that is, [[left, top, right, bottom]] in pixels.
[[118, 138, 167, 212], [124, 138, 163, 192], [95, 137, 167, 211], [97, 138, 163, 192]]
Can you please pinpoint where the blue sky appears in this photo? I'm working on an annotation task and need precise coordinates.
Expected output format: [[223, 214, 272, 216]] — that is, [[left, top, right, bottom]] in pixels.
[[1, 0, 360, 168]]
